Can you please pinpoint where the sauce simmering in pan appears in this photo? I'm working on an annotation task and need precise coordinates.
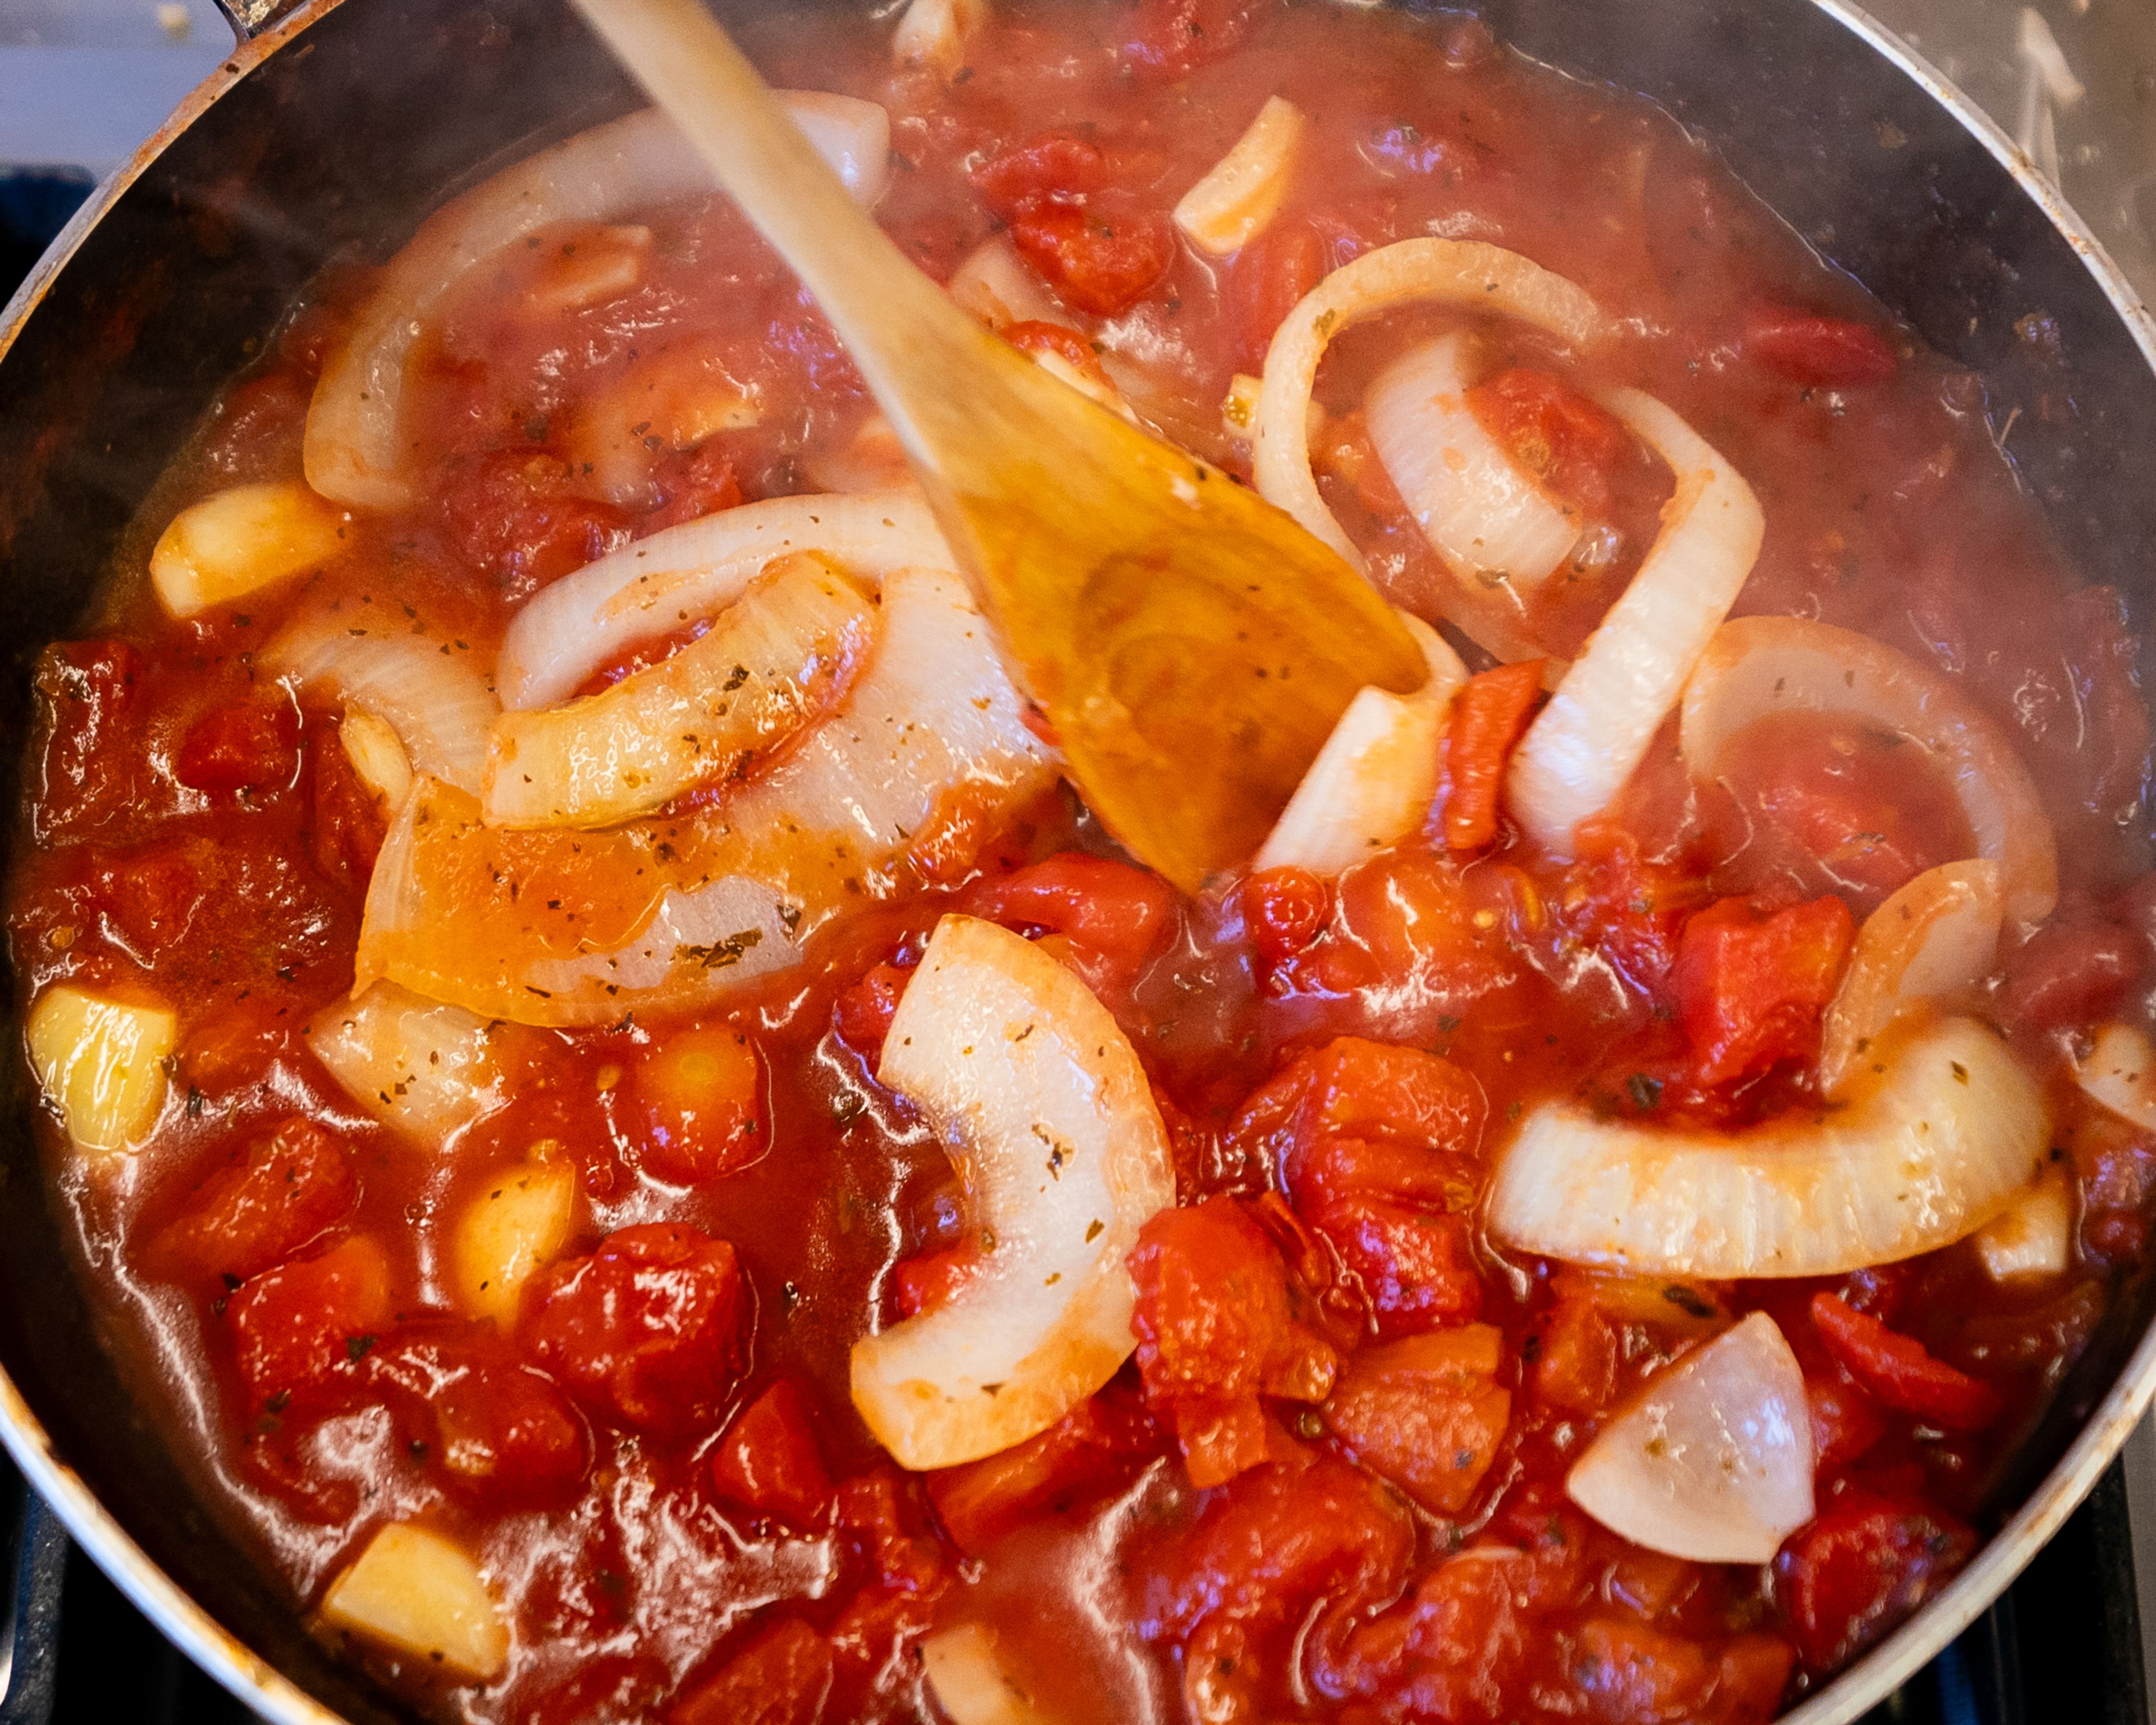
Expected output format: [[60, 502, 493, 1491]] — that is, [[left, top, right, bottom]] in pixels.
[[11, 2, 2156, 1722]]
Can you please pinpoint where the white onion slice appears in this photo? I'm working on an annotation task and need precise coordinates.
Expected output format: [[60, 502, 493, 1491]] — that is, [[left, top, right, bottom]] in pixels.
[[1251, 615, 1465, 877], [1973, 1172, 2073, 1284], [893, 0, 987, 76], [1365, 334, 1581, 601], [1504, 389, 1762, 857], [1250, 238, 1603, 569], [304, 982, 506, 1147], [1486, 1016, 2048, 1278], [1565, 1312, 1814, 1564], [1172, 95, 1306, 257], [1678, 615, 2059, 933], [1818, 860, 2004, 1100], [481, 553, 876, 829], [356, 567, 1058, 1026], [497, 489, 952, 710], [947, 235, 1070, 332], [852, 916, 1176, 1469], [267, 607, 498, 796], [305, 97, 889, 511], [2076, 1021, 2156, 1133]]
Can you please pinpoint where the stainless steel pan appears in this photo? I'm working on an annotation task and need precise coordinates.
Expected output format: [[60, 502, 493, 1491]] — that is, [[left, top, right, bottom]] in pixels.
[[3, 1, 2154, 1720]]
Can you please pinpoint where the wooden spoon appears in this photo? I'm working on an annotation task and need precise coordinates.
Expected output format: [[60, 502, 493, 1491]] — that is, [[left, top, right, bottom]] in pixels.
[[570, 0, 1426, 891]]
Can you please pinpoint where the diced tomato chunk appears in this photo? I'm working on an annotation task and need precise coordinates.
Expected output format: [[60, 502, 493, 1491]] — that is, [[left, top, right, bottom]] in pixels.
[[1008, 198, 1176, 318], [1999, 919, 2144, 1034], [437, 448, 633, 600], [1468, 368, 1636, 518], [1671, 895, 1853, 1086], [1240, 866, 1330, 970], [1310, 1193, 1484, 1335], [1120, 0, 1260, 77], [1808, 1293, 1998, 1429], [965, 851, 1176, 992], [1127, 1197, 1337, 1487], [670, 1617, 833, 1725], [369, 1325, 590, 1511], [173, 698, 300, 799], [1227, 222, 1327, 368], [1775, 1488, 1975, 1670], [888, 1241, 980, 1320], [712, 1381, 834, 1527], [226, 1235, 392, 1413], [1322, 1544, 1532, 1719], [927, 1382, 1161, 1554], [836, 1467, 950, 1596], [30, 638, 157, 844], [1234, 1035, 1488, 1178], [1323, 1326, 1509, 1514], [1529, 1285, 1618, 1416], [1442, 660, 1546, 852], [302, 713, 386, 897], [151, 1116, 356, 1288], [1804, 1371, 1888, 1472], [832, 959, 912, 1059], [521, 1224, 746, 1437], [1743, 304, 1899, 388], [971, 131, 1108, 218], [1558, 822, 1712, 994], [643, 442, 744, 532]]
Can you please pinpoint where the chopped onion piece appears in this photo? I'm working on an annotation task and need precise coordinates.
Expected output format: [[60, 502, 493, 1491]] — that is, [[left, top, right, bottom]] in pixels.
[[453, 1155, 577, 1321], [1565, 1312, 1814, 1564], [482, 553, 876, 829], [1221, 372, 1263, 442], [26, 984, 175, 1158], [563, 337, 764, 509], [268, 607, 497, 797], [853, 916, 1176, 1469], [920, 1623, 1054, 1725], [1678, 615, 2058, 932], [947, 235, 1069, 332], [1505, 390, 1762, 857], [497, 489, 952, 711], [2076, 1021, 2156, 1133], [357, 568, 1058, 1026], [305, 98, 888, 510], [803, 414, 913, 494], [148, 481, 348, 619], [1251, 238, 1602, 569], [1974, 1172, 2073, 1284], [1173, 96, 1307, 256], [1253, 614, 1465, 877], [893, 0, 987, 75], [1487, 1016, 2048, 1277], [319, 1523, 508, 1680], [339, 709, 414, 813], [304, 982, 507, 1147], [1819, 860, 2003, 1100], [1365, 334, 1580, 603]]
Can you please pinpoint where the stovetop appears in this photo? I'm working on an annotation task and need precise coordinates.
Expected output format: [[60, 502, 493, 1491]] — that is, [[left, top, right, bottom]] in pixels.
[[6, 1, 2156, 1723]]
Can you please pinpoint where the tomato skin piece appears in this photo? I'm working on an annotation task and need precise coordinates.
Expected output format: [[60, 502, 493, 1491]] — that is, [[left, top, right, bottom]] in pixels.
[[925, 1382, 1162, 1554], [712, 1380, 834, 1528], [226, 1235, 392, 1414], [1233, 1035, 1488, 1176], [1775, 1487, 1975, 1671], [368, 1326, 590, 1512], [1467, 368, 1633, 519], [520, 1224, 747, 1438], [1120, 0, 1259, 77], [971, 131, 1108, 218], [1671, 895, 1854, 1087], [670, 1617, 833, 1725], [436, 448, 633, 600], [1442, 660, 1546, 852], [1228, 221, 1327, 369], [174, 699, 300, 800], [1008, 197, 1176, 318], [1241, 866, 1330, 970], [1127, 1197, 1337, 1487], [1743, 304, 1899, 387], [1810, 1293, 1999, 1429], [152, 1116, 356, 1289], [831, 959, 912, 1059], [1999, 918, 2144, 1034], [965, 851, 1176, 991]]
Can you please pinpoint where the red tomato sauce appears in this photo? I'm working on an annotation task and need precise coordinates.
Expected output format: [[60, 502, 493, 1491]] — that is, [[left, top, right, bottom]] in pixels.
[[8, 4, 2156, 1724]]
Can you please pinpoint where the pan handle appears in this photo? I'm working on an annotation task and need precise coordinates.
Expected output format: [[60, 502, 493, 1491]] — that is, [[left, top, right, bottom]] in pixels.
[[212, 0, 311, 42]]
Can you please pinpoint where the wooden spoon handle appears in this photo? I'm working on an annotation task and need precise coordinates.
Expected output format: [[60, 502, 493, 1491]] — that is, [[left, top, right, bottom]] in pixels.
[[568, 0, 983, 430]]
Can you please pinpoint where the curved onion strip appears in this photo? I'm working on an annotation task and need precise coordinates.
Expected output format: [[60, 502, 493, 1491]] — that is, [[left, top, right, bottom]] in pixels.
[[947, 234, 1069, 332], [305, 97, 890, 510], [267, 608, 497, 796], [304, 982, 507, 1147], [481, 553, 876, 829], [497, 489, 952, 710], [1251, 614, 1466, 876], [1817, 860, 2003, 1100], [1365, 334, 1580, 600], [852, 916, 1176, 1468], [1565, 1312, 1814, 1564], [1172, 95, 1306, 256], [1973, 1171, 2073, 1284], [1678, 615, 2059, 933], [1250, 238, 1603, 569], [1486, 1016, 2048, 1278], [2075, 1021, 2156, 1133], [1504, 389, 1762, 857], [356, 567, 1058, 1027]]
